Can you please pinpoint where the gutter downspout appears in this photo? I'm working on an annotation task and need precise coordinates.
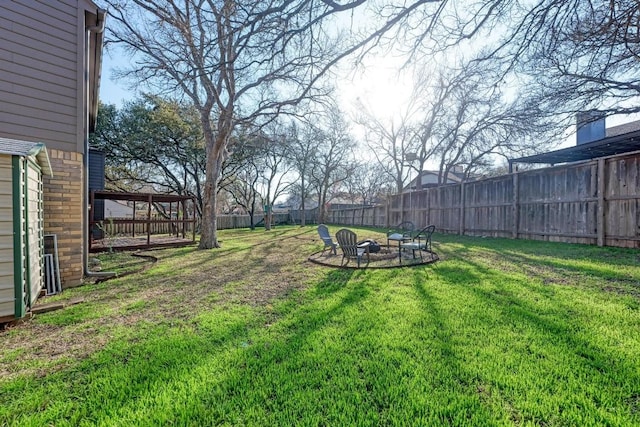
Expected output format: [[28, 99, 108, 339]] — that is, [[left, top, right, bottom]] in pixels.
[[84, 8, 115, 279], [86, 8, 106, 33]]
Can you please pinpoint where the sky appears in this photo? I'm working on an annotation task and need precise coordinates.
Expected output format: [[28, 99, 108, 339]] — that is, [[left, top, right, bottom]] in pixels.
[[99, 42, 419, 170], [100, 47, 640, 175], [97, 0, 423, 128], [98, 10, 640, 158], [100, 45, 414, 124], [100, 47, 137, 106]]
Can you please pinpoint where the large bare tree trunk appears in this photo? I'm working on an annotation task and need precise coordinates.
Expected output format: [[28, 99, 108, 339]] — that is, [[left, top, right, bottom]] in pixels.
[[199, 133, 224, 249], [264, 206, 272, 231], [300, 179, 306, 226], [199, 110, 230, 249]]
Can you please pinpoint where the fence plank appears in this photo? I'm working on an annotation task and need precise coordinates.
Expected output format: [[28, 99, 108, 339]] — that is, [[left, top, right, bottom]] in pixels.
[[459, 183, 465, 235], [597, 158, 605, 246], [512, 172, 519, 238]]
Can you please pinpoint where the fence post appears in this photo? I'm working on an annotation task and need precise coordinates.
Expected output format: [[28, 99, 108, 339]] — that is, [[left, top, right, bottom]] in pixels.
[[459, 183, 465, 236], [132, 201, 136, 237], [385, 198, 390, 228], [512, 172, 519, 239], [426, 188, 431, 226], [191, 198, 196, 242], [597, 158, 605, 246], [147, 194, 152, 246]]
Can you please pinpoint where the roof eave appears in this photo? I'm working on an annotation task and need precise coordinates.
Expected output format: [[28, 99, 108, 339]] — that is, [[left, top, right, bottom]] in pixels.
[[511, 129, 640, 165]]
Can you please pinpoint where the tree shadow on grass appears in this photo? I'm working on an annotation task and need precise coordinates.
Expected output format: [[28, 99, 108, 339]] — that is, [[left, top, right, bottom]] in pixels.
[[0, 267, 368, 426], [435, 235, 640, 303], [429, 248, 638, 372], [98, 228, 317, 289], [410, 270, 462, 372], [438, 234, 640, 278], [467, 277, 640, 417], [409, 255, 640, 425]]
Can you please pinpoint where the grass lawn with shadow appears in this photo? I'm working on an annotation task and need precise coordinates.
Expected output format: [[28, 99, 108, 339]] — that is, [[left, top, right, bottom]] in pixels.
[[1, 226, 639, 426]]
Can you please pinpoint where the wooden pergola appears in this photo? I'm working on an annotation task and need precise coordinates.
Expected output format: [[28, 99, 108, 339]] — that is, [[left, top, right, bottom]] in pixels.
[[89, 191, 197, 252]]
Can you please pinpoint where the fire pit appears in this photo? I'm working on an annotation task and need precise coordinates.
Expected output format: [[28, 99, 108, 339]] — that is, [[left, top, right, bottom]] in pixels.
[[308, 244, 438, 269]]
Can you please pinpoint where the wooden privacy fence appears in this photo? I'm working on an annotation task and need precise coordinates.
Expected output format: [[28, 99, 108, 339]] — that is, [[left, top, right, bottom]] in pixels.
[[99, 212, 293, 233], [289, 208, 320, 225], [326, 151, 640, 248], [329, 205, 386, 228], [215, 213, 291, 229]]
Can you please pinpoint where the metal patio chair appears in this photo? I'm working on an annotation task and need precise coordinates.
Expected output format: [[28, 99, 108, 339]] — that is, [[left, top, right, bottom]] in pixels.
[[400, 225, 435, 262]]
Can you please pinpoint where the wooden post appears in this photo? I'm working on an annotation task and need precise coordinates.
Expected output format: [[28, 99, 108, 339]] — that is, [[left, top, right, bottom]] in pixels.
[[459, 183, 465, 236], [597, 158, 606, 246], [385, 198, 390, 228], [181, 200, 185, 238], [191, 198, 196, 242], [147, 194, 152, 246], [512, 172, 519, 239], [132, 201, 136, 237], [426, 188, 431, 226], [169, 201, 173, 236], [89, 191, 95, 252]]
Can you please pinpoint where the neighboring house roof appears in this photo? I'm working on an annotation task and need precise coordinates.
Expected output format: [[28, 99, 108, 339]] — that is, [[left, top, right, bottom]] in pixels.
[[0, 137, 53, 176], [104, 200, 134, 218], [606, 120, 640, 138], [103, 199, 166, 217], [405, 170, 463, 191]]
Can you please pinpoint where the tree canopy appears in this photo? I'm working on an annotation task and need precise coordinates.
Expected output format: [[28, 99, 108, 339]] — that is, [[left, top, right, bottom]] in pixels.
[[101, 0, 640, 243], [381, 0, 640, 121], [105, 0, 420, 248]]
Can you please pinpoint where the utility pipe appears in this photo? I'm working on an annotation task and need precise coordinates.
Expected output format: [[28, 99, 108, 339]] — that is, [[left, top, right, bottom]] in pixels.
[[84, 8, 115, 279]]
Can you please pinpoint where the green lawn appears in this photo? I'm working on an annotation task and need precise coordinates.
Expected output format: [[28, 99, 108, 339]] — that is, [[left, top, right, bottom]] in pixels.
[[1, 226, 639, 426]]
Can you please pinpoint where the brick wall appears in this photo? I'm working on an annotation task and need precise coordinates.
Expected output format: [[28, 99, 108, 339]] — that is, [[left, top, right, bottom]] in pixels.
[[43, 149, 84, 288]]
